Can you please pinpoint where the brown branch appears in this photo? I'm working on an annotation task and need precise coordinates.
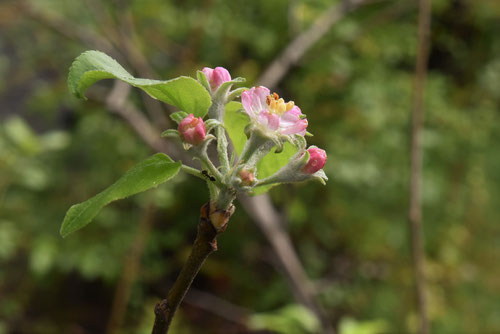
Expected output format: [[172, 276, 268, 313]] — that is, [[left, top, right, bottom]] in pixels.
[[409, 0, 431, 333], [106, 203, 156, 334], [257, 0, 370, 88], [152, 202, 234, 334]]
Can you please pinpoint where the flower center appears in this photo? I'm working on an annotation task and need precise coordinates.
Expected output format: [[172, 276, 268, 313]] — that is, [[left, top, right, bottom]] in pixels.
[[265, 92, 294, 116]]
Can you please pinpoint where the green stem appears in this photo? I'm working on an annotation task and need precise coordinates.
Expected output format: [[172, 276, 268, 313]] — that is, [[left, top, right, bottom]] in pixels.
[[238, 132, 272, 166], [216, 126, 230, 174], [215, 189, 236, 211], [198, 156, 223, 184], [254, 178, 278, 187], [208, 100, 230, 175], [180, 165, 205, 180]]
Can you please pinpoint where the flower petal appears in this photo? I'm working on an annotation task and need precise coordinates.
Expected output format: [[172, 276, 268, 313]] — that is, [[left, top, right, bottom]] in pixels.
[[279, 106, 308, 136], [202, 67, 214, 83], [241, 86, 270, 118], [258, 111, 280, 131]]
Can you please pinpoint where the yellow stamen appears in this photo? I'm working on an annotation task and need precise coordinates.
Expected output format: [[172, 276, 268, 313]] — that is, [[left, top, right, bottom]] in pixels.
[[266, 93, 294, 116]]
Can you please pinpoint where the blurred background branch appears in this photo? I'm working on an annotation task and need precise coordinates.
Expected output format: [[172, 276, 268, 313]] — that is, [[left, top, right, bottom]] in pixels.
[[409, 0, 432, 333]]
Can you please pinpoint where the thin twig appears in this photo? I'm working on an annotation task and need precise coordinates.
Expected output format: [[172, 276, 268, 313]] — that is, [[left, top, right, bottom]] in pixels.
[[409, 0, 431, 333], [257, 0, 370, 88], [152, 202, 233, 334]]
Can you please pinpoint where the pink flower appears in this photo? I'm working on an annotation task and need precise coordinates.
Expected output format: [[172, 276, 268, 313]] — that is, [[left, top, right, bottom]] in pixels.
[[202, 67, 231, 91], [241, 86, 308, 136], [302, 147, 327, 174], [178, 114, 206, 146]]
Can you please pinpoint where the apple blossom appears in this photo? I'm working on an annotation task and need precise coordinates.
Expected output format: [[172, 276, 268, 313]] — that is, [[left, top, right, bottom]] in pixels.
[[202, 67, 231, 91], [178, 114, 206, 146], [241, 86, 308, 137]]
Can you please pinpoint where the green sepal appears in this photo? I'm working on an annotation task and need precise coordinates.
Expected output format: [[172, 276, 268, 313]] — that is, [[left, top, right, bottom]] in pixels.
[[197, 70, 211, 93], [170, 111, 189, 124], [161, 129, 180, 138], [204, 119, 224, 133], [214, 77, 246, 101], [227, 87, 248, 101]]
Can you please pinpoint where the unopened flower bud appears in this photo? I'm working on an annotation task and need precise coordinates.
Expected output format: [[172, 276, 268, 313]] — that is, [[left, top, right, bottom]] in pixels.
[[238, 170, 255, 186], [302, 147, 327, 174], [178, 114, 206, 146], [202, 67, 231, 91]]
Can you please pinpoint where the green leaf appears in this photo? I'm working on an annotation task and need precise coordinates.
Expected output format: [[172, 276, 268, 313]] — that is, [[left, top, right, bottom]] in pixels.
[[224, 102, 298, 195], [224, 101, 248, 155], [68, 50, 212, 117], [60, 153, 181, 237], [254, 142, 298, 195]]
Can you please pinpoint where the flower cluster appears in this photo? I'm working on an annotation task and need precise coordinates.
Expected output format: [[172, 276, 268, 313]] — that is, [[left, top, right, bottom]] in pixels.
[[241, 86, 308, 137], [169, 66, 327, 212]]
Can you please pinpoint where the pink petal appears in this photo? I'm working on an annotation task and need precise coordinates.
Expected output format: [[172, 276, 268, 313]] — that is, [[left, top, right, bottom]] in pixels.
[[280, 119, 308, 136], [178, 113, 196, 132], [178, 114, 206, 145], [258, 111, 280, 131], [302, 147, 327, 174], [279, 106, 308, 136], [212, 67, 231, 88], [202, 67, 214, 83], [242, 86, 270, 118]]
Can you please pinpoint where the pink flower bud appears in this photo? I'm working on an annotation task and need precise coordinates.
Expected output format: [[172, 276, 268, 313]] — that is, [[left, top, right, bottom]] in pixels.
[[302, 147, 327, 174], [202, 67, 231, 91], [238, 170, 255, 186], [178, 114, 206, 146]]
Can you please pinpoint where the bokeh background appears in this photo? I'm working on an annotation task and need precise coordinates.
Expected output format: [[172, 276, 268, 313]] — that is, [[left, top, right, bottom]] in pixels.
[[1, 0, 500, 333]]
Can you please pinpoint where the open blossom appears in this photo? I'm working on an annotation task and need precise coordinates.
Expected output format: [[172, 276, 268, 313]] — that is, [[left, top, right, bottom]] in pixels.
[[202, 67, 231, 91], [178, 114, 206, 146], [241, 86, 308, 136], [302, 147, 327, 174]]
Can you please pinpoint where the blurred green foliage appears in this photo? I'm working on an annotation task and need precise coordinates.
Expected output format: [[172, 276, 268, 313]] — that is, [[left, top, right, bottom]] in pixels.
[[1, 0, 500, 333]]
